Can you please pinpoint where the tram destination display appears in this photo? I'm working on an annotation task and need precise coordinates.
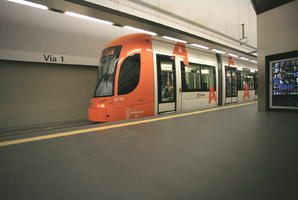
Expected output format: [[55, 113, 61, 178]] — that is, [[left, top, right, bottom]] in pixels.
[[270, 57, 298, 109]]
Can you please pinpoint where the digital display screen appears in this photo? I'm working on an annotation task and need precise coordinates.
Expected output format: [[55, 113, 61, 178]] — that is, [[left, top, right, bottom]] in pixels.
[[271, 58, 298, 107]]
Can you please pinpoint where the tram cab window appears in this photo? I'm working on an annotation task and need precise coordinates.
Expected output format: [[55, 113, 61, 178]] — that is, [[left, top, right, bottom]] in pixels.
[[118, 54, 140, 95], [94, 46, 121, 97], [181, 62, 216, 92]]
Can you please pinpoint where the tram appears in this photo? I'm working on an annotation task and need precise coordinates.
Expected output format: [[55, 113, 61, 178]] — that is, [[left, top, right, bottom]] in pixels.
[[88, 33, 257, 122]]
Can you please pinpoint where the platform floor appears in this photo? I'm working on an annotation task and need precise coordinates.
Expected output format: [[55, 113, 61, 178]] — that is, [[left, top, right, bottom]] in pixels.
[[0, 103, 297, 200]]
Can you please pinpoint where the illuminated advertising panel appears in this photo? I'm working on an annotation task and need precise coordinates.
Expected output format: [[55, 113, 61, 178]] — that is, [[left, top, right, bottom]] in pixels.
[[270, 57, 298, 109]]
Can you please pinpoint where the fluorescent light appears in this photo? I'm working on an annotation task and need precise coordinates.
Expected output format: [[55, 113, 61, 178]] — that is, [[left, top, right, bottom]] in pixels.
[[123, 26, 157, 36], [162, 36, 187, 43], [227, 53, 239, 58], [190, 44, 209, 49], [201, 69, 210, 74], [7, 0, 48, 10], [250, 60, 257, 63], [240, 57, 249, 61], [161, 63, 173, 71], [64, 11, 113, 25], [211, 49, 226, 54]]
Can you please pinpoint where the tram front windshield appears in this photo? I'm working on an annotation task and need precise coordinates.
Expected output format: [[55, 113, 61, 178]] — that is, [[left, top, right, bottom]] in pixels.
[[94, 46, 121, 97]]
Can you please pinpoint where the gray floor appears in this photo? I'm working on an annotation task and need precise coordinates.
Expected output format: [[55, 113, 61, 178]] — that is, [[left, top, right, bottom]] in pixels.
[[0, 104, 297, 200]]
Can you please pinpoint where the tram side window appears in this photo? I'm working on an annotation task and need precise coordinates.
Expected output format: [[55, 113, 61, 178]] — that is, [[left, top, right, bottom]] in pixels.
[[181, 62, 216, 92], [201, 66, 216, 91], [183, 63, 201, 90], [118, 54, 140, 95]]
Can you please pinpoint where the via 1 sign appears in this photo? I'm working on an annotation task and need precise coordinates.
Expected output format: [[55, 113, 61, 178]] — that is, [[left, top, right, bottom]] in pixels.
[[43, 54, 64, 63]]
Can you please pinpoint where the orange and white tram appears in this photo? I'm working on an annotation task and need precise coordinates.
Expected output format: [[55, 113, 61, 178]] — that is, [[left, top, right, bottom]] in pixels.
[[88, 33, 257, 122]]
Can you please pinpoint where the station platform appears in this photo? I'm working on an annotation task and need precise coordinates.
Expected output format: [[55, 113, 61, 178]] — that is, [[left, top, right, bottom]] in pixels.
[[0, 102, 297, 200]]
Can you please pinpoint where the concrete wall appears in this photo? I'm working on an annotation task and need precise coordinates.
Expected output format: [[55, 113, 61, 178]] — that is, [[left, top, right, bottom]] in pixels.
[[0, 60, 97, 130], [257, 1, 298, 111], [86, 0, 257, 54]]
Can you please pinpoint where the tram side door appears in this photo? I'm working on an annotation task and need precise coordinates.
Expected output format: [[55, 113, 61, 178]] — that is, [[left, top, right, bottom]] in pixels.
[[225, 66, 238, 104], [156, 54, 177, 114]]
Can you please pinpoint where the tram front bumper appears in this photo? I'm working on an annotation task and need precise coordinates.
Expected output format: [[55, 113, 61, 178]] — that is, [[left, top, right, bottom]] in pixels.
[[88, 107, 107, 122]]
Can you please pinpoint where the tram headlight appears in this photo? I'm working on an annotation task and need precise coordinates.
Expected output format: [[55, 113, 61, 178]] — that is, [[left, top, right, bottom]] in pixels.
[[99, 104, 105, 108]]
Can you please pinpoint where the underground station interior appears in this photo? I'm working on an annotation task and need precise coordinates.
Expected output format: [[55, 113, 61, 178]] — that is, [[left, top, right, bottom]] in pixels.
[[0, 0, 297, 199]]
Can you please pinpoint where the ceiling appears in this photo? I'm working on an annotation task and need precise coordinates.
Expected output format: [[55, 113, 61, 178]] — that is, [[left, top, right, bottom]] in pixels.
[[250, 0, 295, 14], [29, 0, 257, 59]]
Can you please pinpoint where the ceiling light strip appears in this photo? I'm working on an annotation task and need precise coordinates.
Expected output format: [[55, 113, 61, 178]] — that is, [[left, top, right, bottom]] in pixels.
[[211, 49, 226, 54], [162, 36, 187, 43], [64, 11, 113, 25], [240, 57, 249, 61], [190, 44, 209, 49], [7, 0, 48, 10], [227, 53, 239, 57], [123, 26, 157, 35]]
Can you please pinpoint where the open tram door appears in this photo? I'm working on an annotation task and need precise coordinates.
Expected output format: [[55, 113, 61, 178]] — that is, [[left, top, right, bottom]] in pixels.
[[156, 54, 177, 114], [225, 66, 238, 104]]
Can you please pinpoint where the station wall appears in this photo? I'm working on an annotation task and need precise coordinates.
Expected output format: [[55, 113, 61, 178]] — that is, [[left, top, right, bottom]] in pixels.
[[257, 1, 298, 111], [0, 61, 97, 130]]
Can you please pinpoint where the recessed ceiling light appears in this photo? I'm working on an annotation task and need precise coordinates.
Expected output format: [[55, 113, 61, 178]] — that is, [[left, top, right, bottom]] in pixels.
[[190, 44, 209, 49], [211, 49, 226, 54], [123, 26, 157, 35], [240, 57, 249, 61], [227, 53, 239, 58], [7, 0, 48, 10], [64, 11, 113, 25], [162, 36, 187, 43]]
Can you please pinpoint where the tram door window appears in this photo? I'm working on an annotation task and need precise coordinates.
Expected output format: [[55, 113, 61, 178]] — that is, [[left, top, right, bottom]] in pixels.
[[237, 71, 247, 90], [225, 66, 237, 97], [156, 55, 176, 113], [247, 73, 255, 90], [160, 67, 175, 102], [236, 71, 255, 90], [254, 72, 258, 95]]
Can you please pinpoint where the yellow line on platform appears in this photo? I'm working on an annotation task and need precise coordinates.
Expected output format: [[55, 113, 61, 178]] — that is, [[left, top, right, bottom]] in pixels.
[[0, 101, 257, 147]]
